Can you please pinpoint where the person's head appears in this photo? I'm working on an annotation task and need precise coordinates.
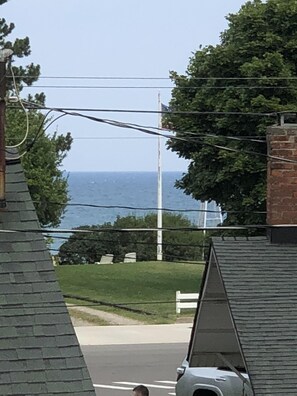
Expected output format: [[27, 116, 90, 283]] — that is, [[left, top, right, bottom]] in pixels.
[[132, 385, 149, 396]]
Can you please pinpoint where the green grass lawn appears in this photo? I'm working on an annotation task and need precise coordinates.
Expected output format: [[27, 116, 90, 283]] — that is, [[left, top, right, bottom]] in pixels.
[[55, 261, 204, 324]]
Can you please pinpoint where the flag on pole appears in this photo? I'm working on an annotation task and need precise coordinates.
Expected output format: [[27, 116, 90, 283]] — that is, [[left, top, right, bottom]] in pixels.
[[161, 103, 170, 113], [160, 103, 171, 129]]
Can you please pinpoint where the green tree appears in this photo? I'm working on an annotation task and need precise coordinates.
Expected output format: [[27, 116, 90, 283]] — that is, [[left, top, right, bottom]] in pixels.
[[1, 14, 72, 226], [58, 213, 204, 264], [166, 0, 297, 226]]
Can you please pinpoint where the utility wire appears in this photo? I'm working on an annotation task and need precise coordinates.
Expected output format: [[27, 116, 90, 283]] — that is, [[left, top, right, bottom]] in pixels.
[[6, 65, 30, 149], [0, 225, 281, 235], [6, 110, 67, 160], [18, 106, 270, 143], [24, 102, 297, 165], [48, 235, 207, 249], [37, 200, 266, 214], [20, 104, 276, 118], [1, 292, 297, 310], [0, 299, 189, 310], [20, 103, 270, 143], [21, 84, 297, 90], [8, 136, 158, 141], [10, 75, 297, 81], [16, 101, 291, 165], [52, 247, 205, 263], [0, 296, 296, 311], [6, 135, 266, 143], [18, 104, 271, 143]]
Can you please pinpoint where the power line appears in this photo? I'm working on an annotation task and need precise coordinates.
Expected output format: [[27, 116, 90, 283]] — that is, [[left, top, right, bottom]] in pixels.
[[37, 200, 266, 215], [62, 136, 157, 140], [9, 75, 297, 81], [20, 104, 276, 117], [170, 130, 266, 143], [6, 134, 267, 142], [10, 76, 172, 80], [49, 234, 207, 249], [0, 291, 296, 311], [0, 224, 278, 235], [21, 101, 294, 164], [21, 84, 297, 90], [53, 246, 205, 262], [6, 65, 30, 150], [11, 103, 272, 144], [0, 294, 296, 312], [37, 106, 297, 164], [5, 108, 60, 160], [20, 103, 270, 142]]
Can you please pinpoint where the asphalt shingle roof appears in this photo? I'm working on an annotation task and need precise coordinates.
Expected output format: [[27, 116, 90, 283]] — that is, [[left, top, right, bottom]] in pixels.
[[212, 236, 297, 396], [0, 158, 96, 395]]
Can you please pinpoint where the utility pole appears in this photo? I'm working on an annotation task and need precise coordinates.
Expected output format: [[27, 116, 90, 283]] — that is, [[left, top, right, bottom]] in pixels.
[[0, 49, 12, 208]]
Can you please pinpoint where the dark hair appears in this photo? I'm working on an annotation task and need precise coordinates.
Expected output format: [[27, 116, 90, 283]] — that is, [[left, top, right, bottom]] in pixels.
[[133, 385, 149, 396]]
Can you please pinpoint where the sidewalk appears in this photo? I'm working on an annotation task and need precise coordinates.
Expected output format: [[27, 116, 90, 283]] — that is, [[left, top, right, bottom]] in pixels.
[[75, 323, 193, 346]]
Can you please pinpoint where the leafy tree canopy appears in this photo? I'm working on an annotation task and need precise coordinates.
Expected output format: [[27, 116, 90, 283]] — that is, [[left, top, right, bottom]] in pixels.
[[1, 13, 72, 226], [58, 213, 205, 264], [166, 0, 297, 226]]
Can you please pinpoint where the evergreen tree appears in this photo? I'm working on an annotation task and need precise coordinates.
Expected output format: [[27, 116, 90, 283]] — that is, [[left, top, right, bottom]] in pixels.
[[1, 14, 72, 227]]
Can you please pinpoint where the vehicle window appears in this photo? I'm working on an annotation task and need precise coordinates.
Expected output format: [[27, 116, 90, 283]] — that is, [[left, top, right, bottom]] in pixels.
[[217, 366, 247, 373], [194, 390, 218, 396]]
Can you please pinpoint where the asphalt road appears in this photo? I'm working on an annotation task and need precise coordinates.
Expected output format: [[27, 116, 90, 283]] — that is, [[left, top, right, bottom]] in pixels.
[[81, 343, 188, 396]]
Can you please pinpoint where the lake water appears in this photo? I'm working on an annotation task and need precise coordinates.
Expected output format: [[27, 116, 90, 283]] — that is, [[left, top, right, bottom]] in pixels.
[[51, 172, 221, 251]]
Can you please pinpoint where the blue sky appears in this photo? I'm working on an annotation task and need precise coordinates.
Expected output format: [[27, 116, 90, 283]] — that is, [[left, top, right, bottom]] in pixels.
[[3, 0, 247, 171]]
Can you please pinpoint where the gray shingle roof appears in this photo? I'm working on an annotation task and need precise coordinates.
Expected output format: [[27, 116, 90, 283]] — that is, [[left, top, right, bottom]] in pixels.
[[212, 237, 297, 396], [0, 158, 95, 395]]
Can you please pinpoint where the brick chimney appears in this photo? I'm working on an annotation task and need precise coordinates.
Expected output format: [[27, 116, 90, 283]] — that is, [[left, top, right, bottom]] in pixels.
[[267, 113, 297, 243]]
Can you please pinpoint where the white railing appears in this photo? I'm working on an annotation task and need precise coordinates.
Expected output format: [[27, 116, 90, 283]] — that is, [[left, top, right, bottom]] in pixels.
[[176, 290, 199, 314]]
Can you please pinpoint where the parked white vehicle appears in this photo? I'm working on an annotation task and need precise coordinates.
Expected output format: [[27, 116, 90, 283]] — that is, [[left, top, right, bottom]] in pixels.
[[176, 359, 252, 396]]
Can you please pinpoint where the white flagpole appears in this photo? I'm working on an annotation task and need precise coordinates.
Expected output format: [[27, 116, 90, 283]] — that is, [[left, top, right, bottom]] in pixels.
[[157, 92, 163, 261], [198, 201, 207, 260]]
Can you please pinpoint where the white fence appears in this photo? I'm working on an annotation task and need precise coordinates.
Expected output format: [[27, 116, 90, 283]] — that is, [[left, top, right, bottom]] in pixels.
[[176, 290, 199, 314]]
